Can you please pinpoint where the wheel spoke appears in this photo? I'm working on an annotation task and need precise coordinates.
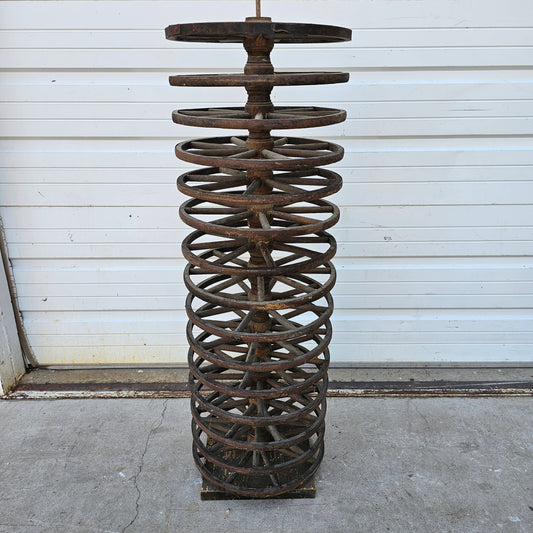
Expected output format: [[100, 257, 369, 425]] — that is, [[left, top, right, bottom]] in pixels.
[[227, 149, 258, 159], [261, 149, 290, 160], [243, 179, 262, 195], [273, 147, 324, 158], [270, 209, 317, 226], [273, 241, 321, 257], [257, 276, 265, 302], [272, 275, 314, 294], [230, 136, 248, 147], [212, 244, 251, 265], [258, 212, 271, 229], [187, 238, 248, 251], [192, 147, 249, 156], [264, 178, 306, 195], [269, 310, 298, 331], [208, 210, 252, 227], [212, 249, 248, 267], [257, 243, 275, 268], [235, 310, 256, 332]]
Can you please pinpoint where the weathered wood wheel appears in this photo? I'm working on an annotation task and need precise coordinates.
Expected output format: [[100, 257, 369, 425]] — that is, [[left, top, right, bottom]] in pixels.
[[175, 136, 344, 170], [173, 107, 346, 130], [166, 3, 351, 498]]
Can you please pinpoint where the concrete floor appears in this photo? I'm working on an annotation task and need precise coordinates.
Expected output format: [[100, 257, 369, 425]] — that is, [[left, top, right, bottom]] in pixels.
[[0, 398, 532, 533]]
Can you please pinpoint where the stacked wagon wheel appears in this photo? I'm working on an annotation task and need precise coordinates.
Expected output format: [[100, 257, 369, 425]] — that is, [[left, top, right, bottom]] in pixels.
[[166, 16, 351, 498]]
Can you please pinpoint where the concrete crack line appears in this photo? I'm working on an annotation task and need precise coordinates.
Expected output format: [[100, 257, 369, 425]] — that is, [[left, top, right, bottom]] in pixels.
[[413, 403, 431, 430], [121, 399, 169, 533]]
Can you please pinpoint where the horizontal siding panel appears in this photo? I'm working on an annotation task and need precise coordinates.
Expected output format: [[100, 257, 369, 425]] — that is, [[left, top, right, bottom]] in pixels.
[[24, 345, 188, 366], [3, 75, 533, 104], [12, 262, 533, 285], [3, 181, 533, 207], [1, 1, 530, 30], [25, 344, 533, 366], [4, 205, 533, 230], [2, 166, 533, 184], [0, 28, 533, 49], [4, 47, 533, 69], [4, 28, 533, 49], [7, 242, 533, 259], [25, 331, 533, 349], [16, 281, 533, 298], [28, 333, 186, 347], [13, 256, 530, 270], [4, 118, 533, 138], [22, 311, 533, 335], [327, 344, 533, 363], [16, 294, 533, 311], [6, 228, 533, 251], [3, 101, 533, 120], [2, 141, 533, 169], [18, 295, 182, 311]]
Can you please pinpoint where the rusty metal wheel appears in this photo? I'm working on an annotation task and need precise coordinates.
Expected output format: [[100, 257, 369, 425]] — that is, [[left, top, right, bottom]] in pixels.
[[184, 264, 336, 311], [175, 136, 344, 170], [177, 167, 342, 207], [182, 230, 337, 277], [186, 322, 332, 372], [173, 106, 346, 130], [165, 21, 351, 43], [169, 71, 349, 87], [179, 198, 339, 240]]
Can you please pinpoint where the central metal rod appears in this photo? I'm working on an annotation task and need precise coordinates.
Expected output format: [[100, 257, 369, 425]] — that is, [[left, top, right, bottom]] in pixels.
[[256, 0, 261, 18]]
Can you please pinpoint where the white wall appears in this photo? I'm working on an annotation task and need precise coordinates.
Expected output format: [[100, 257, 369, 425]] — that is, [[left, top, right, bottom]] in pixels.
[[0, 0, 532, 365]]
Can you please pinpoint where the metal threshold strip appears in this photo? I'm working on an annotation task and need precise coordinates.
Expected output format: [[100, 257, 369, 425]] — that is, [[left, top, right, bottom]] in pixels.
[[5, 368, 533, 399]]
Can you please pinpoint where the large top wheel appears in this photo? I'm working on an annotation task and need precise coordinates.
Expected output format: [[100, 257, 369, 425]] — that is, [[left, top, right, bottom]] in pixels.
[[165, 21, 351, 43]]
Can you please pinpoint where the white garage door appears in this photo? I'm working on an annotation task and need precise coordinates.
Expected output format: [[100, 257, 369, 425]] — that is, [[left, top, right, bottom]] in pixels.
[[1, 0, 532, 366]]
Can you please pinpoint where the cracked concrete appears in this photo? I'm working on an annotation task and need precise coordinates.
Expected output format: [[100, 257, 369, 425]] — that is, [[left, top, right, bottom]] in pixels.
[[0, 398, 532, 533], [122, 400, 168, 533]]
